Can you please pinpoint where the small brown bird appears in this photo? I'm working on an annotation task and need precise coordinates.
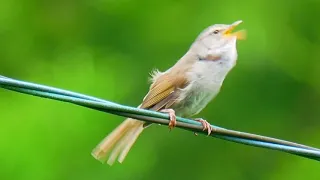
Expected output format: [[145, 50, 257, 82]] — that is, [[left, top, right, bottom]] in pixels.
[[92, 20, 246, 165]]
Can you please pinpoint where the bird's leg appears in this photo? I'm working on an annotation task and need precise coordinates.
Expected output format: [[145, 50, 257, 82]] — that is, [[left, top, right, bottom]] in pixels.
[[194, 118, 213, 136], [160, 109, 176, 130]]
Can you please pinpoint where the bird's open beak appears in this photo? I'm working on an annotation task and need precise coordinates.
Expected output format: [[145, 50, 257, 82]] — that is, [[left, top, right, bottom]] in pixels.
[[223, 20, 246, 40]]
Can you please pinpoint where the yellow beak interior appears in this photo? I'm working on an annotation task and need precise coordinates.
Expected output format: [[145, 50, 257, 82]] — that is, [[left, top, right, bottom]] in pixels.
[[223, 20, 246, 40]]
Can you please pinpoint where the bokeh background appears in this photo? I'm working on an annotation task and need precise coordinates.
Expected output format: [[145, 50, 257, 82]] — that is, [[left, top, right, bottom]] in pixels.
[[1, 0, 320, 179]]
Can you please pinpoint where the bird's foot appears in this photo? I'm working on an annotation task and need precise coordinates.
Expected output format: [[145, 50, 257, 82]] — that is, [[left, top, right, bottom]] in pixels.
[[160, 109, 176, 130], [194, 118, 213, 136]]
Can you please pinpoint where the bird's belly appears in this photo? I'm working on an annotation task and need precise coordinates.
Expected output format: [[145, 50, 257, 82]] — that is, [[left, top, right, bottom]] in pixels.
[[172, 83, 221, 118], [170, 59, 235, 118]]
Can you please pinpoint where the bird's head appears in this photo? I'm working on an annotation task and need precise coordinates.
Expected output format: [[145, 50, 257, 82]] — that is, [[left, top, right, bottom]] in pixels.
[[191, 20, 246, 59]]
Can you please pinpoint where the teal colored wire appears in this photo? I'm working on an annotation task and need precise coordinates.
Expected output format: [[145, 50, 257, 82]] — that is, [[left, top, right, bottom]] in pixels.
[[0, 76, 318, 149], [0, 75, 320, 161]]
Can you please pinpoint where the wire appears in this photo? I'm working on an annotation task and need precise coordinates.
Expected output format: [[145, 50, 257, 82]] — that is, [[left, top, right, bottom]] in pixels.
[[1, 75, 320, 161]]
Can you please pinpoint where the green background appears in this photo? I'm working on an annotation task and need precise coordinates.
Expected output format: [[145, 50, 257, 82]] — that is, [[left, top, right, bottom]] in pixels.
[[1, 0, 320, 179]]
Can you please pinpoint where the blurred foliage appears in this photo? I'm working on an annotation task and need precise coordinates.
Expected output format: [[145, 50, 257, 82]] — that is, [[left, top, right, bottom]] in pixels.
[[1, 0, 320, 179]]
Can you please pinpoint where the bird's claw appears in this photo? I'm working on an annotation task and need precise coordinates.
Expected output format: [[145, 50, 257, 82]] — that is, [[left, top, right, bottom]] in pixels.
[[160, 109, 176, 130], [195, 118, 213, 135]]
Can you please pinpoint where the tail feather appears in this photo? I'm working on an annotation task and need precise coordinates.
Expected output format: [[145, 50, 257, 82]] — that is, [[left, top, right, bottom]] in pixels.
[[118, 125, 144, 163], [91, 119, 131, 161], [106, 124, 139, 165], [91, 118, 145, 165]]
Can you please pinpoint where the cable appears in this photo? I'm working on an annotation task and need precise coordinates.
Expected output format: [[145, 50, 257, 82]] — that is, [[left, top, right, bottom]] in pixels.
[[1, 75, 319, 161]]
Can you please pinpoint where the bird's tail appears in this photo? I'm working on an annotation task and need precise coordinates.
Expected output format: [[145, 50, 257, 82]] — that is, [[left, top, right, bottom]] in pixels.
[[91, 118, 145, 165]]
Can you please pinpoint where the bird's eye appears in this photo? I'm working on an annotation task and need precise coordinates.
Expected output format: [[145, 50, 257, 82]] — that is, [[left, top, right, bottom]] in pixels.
[[213, 30, 219, 34]]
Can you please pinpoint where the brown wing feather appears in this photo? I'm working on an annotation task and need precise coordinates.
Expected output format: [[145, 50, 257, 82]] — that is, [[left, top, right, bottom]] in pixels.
[[141, 82, 174, 108], [151, 91, 178, 111], [141, 73, 187, 110]]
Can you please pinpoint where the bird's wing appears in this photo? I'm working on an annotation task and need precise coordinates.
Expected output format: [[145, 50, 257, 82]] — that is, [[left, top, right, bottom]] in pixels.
[[140, 73, 188, 111]]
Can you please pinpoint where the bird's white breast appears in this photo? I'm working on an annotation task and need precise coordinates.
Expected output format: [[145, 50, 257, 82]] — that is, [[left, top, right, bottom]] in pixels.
[[173, 47, 237, 117]]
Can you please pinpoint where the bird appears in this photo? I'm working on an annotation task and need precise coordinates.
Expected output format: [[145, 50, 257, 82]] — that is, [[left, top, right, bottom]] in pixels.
[[92, 20, 246, 165]]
